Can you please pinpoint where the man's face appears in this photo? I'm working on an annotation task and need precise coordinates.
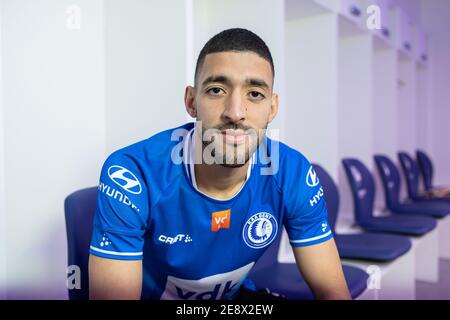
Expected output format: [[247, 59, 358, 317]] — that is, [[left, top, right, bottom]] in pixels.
[[185, 51, 278, 167]]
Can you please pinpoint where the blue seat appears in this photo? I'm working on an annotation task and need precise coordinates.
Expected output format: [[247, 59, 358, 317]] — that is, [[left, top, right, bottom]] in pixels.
[[248, 230, 369, 300], [416, 150, 450, 195], [398, 152, 450, 203], [374, 155, 450, 218], [314, 164, 411, 262], [416, 150, 434, 192], [342, 158, 437, 236], [64, 187, 98, 300]]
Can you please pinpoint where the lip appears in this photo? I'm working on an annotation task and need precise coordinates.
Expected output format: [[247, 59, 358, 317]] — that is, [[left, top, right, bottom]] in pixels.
[[221, 130, 248, 144], [221, 129, 247, 136]]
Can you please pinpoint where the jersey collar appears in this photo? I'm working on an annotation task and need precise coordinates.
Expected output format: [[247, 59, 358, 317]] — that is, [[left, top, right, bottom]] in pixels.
[[182, 127, 255, 201]]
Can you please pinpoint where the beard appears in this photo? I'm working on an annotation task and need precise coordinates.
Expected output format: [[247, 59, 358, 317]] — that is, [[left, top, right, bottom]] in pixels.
[[199, 122, 267, 168]]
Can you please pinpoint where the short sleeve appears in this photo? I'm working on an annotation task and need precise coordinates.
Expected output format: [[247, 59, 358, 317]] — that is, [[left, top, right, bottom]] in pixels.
[[279, 150, 333, 247], [89, 153, 149, 260]]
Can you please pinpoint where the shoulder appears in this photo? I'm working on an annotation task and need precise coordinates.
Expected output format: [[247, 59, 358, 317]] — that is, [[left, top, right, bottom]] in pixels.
[[107, 122, 193, 163], [101, 123, 194, 191], [266, 138, 312, 189], [278, 141, 309, 167]]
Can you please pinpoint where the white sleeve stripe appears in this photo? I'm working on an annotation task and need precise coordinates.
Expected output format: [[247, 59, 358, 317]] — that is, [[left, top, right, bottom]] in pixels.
[[289, 230, 332, 244], [90, 246, 143, 256]]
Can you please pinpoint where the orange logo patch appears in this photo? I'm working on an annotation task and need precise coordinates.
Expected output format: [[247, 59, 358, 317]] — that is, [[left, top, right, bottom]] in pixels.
[[211, 209, 231, 232]]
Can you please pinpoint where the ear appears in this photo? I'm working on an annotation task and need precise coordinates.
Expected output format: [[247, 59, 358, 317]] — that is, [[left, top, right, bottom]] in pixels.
[[268, 94, 279, 123], [184, 86, 197, 118]]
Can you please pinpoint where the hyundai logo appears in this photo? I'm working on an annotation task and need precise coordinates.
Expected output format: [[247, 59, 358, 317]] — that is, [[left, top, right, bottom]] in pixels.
[[107, 165, 142, 194], [306, 166, 319, 187]]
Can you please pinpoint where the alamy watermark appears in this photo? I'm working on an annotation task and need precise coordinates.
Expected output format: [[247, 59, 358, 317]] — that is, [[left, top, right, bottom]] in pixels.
[[366, 5, 382, 30], [66, 5, 81, 30], [67, 265, 81, 290], [170, 122, 279, 175], [366, 265, 382, 299]]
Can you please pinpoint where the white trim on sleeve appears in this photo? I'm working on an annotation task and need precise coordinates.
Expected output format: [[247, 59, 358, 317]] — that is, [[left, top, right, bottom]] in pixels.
[[289, 230, 332, 244], [90, 245, 143, 256]]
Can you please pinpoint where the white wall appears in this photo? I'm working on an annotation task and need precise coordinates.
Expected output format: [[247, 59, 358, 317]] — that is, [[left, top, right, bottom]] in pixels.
[[338, 34, 374, 165], [1, 0, 106, 298], [397, 58, 417, 154], [395, 0, 421, 24], [285, 13, 339, 178], [104, 0, 188, 153], [337, 32, 374, 216], [415, 65, 429, 151], [0, 1, 6, 299], [373, 49, 398, 158], [420, 0, 450, 184]]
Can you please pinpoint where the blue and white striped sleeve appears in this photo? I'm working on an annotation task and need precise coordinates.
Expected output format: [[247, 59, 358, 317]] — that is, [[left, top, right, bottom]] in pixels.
[[89, 152, 149, 260], [280, 151, 333, 247]]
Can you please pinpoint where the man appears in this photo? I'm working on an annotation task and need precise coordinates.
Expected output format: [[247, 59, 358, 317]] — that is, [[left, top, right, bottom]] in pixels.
[[88, 28, 351, 300]]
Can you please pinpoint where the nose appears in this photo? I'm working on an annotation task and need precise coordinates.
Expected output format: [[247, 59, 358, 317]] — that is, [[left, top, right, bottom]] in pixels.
[[221, 90, 246, 123]]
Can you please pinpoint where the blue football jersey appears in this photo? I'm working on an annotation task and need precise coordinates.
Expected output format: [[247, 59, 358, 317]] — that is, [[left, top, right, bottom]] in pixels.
[[89, 122, 332, 300]]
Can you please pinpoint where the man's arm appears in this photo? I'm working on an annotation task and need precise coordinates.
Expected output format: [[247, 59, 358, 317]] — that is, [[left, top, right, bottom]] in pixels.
[[88, 254, 143, 300], [293, 238, 351, 300]]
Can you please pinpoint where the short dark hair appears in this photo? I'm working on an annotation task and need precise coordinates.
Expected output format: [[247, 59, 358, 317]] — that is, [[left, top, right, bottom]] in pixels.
[[194, 28, 275, 85]]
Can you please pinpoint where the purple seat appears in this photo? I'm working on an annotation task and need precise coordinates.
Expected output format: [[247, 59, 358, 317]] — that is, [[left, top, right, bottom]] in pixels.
[[314, 164, 411, 262], [398, 152, 450, 204], [64, 187, 98, 300], [416, 150, 450, 193], [342, 158, 437, 236], [248, 231, 368, 299], [416, 150, 434, 191], [334, 233, 411, 261], [249, 261, 368, 300], [374, 154, 450, 219]]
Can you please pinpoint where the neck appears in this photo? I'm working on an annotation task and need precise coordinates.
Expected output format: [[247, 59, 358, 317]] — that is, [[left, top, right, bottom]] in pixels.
[[195, 162, 249, 199]]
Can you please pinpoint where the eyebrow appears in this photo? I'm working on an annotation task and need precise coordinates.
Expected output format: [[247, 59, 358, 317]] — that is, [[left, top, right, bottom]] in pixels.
[[201, 75, 270, 91], [246, 78, 270, 91], [202, 75, 230, 87]]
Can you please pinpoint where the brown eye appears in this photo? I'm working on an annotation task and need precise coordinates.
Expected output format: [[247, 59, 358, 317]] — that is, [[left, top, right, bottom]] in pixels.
[[207, 87, 225, 95], [249, 91, 264, 99]]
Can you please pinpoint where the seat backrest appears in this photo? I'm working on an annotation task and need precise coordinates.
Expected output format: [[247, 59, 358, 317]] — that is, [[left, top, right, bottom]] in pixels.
[[313, 163, 339, 233], [64, 187, 98, 300], [416, 150, 434, 191], [342, 159, 375, 225], [398, 152, 421, 199], [374, 155, 402, 209]]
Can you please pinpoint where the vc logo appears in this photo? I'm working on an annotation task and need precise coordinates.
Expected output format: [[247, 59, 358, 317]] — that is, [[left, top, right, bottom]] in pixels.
[[108, 165, 142, 194]]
